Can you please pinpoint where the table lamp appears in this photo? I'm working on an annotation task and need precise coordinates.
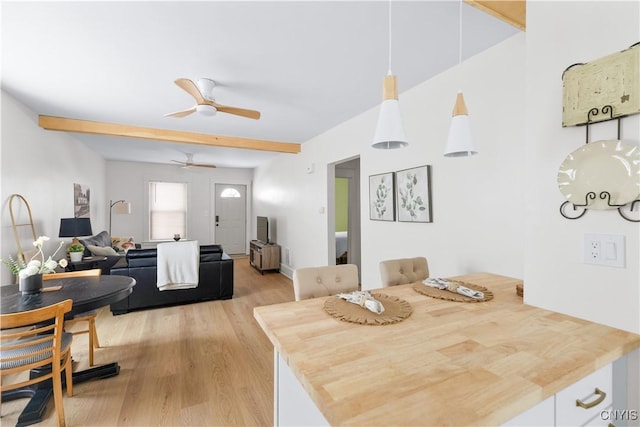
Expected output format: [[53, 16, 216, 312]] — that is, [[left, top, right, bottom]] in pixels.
[[59, 217, 93, 243]]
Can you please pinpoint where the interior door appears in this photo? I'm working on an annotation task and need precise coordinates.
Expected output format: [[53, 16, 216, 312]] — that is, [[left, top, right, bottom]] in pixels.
[[214, 184, 246, 254]]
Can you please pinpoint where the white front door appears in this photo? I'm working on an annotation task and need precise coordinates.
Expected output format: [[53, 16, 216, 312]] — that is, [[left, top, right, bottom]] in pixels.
[[214, 184, 246, 254]]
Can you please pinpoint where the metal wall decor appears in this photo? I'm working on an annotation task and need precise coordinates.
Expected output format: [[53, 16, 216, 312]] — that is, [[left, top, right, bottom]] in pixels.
[[558, 105, 640, 222], [562, 42, 639, 127]]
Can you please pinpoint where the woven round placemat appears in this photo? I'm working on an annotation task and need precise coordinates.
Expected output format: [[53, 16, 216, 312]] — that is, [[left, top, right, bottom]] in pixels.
[[323, 293, 412, 326], [412, 281, 493, 303]]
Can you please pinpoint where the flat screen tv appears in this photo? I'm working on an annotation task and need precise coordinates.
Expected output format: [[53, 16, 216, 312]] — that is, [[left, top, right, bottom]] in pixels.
[[257, 216, 269, 244]]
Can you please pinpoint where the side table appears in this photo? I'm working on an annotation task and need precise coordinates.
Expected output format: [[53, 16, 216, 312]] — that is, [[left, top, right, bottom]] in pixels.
[[65, 256, 108, 272]]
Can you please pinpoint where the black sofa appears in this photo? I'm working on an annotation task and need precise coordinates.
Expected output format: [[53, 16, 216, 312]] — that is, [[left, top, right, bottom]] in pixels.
[[109, 244, 233, 315]]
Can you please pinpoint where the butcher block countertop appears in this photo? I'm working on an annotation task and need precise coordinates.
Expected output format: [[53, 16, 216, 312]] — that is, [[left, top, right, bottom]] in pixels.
[[253, 272, 640, 426]]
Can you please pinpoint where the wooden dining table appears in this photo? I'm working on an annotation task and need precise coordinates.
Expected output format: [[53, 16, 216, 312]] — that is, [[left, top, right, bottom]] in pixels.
[[1, 274, 135, 426]]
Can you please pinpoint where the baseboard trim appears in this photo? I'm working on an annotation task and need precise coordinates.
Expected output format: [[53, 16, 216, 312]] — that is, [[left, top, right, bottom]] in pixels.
[[279, 264, 293, 279]]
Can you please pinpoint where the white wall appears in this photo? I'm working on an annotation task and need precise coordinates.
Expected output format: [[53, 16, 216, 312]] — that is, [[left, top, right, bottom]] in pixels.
[[106, 160, 253, 250], [1, 90, 106, 285], [254, 33, 526, 288], [524, 1, 640, 333]]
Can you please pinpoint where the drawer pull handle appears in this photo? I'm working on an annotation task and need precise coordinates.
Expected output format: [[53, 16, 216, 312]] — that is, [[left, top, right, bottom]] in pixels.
[[576, 388, 606, 409]]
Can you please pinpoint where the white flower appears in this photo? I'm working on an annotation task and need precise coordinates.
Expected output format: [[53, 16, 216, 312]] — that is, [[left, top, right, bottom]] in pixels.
[[33, 236, 50, 248], [44, 259, 58, 271], [58, 259, 68, 268], [27, 259, 42, 269], [22, 265, 40, 278]]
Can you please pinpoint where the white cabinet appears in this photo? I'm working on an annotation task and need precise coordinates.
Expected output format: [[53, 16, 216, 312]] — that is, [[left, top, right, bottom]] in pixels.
[[556, 363, 612, 426], [501, 352, 635, 427], [502, 395, 555, 426]]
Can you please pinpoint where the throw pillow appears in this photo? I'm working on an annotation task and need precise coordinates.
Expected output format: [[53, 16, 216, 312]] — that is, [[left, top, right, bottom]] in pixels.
[[87, 244, 118, 256], [112, 236, 136, 252], [79, 231, 111, 250]]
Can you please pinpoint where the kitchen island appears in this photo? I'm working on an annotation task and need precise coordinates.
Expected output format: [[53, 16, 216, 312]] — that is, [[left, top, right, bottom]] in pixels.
[[254, 273, 640, 426]]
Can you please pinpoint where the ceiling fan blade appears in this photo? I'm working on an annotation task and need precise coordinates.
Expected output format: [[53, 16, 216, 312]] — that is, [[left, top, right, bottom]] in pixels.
[[174, 78, 206, 104], [171, 160, 187, 165], [164, 106, 197, 118], [213, 102, 261, 120], [191, 162, 217, 169]]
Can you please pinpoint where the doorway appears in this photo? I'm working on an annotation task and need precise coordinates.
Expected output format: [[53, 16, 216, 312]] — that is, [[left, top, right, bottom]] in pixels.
[[329, 158, 361, 280], [214, 183, 246, 254]]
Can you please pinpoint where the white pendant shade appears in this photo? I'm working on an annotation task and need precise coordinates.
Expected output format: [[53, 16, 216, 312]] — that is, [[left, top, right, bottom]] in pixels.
[[372, 75, 408, 149], [372, 99, 408, 149], [444, 91, 477, 157]]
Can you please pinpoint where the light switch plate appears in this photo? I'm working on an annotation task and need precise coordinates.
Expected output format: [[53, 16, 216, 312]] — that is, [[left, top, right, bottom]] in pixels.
[[583, 233, 625, 268]]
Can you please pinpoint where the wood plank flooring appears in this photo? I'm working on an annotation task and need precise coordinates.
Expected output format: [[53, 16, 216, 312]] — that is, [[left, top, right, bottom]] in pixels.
[[1, 257, 294, 426]]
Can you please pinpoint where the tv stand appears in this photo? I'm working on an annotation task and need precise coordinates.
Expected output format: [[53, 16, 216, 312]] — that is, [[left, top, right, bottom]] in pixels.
[[250, 240, 280, 274]]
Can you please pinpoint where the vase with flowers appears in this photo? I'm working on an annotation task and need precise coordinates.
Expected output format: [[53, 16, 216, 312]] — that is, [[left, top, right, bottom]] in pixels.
[[1, 236, 68, 294]]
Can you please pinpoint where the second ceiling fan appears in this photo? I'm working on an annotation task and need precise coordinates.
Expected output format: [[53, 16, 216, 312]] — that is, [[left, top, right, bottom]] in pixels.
[[171, 153, 216, 169], [165, 78, 261, 120]]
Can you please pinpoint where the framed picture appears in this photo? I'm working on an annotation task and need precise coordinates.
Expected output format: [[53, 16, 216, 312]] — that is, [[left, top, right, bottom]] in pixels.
[[396, 165, 432, 223], [369, 172, 395, 221], [73, 183, 90, 218]]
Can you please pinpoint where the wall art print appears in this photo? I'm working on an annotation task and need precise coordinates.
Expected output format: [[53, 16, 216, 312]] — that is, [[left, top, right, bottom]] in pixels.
[[73, 183, 90, 218], [396, 165, 432, 223], [369, 172, 395, 221]]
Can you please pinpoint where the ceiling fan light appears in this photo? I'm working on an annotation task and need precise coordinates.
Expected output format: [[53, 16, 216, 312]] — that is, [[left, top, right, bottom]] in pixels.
[[372, 99, 408, 149], [196, 104, 217, 116]]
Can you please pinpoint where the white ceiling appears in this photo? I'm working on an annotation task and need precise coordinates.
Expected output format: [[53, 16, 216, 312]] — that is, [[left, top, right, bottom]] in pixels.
[[1, 1, 519, 169]]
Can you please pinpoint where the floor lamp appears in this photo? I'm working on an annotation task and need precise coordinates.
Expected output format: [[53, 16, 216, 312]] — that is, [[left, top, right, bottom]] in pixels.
[[109, 200, 131, 236]]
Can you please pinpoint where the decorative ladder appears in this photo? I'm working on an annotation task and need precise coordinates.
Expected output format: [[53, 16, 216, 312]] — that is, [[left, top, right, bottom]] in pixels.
[[9, 194, 37, 263]]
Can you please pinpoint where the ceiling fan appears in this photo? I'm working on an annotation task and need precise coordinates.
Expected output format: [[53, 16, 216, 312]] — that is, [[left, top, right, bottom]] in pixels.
[[171, 153, 216, 169], [165, 78, 261, 120]]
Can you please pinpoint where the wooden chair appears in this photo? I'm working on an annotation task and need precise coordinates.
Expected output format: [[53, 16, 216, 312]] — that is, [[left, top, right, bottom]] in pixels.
[[44, 269, 101, 366], [379, 257, 429, 287], [293, 264, 359, 301], [1, 299, 74, 427]]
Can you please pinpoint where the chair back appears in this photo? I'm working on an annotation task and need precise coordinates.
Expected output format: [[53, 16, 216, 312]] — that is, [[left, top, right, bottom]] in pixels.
[[379, 257, 429, 287], [1, 299, 72, 384], [293, 264, 359, 301], [43, 268, 101, 281]]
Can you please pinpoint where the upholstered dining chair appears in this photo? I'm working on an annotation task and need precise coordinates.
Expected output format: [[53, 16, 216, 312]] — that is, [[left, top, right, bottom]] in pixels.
[[1, 299, 74, 427], [379, 257, 429, 287], [293, 264, 359, 301], [44, 268, 102, 366]]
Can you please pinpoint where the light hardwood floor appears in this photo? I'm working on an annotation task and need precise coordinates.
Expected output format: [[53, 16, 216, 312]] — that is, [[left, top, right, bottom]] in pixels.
[[1, 257, 294, 426]]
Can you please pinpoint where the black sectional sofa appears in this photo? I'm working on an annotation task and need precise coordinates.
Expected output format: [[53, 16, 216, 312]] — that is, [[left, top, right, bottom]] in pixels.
[[109, 244, 233, 315]]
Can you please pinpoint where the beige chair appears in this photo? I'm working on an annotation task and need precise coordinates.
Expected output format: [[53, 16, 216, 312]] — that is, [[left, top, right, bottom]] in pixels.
[[44, 268, 102, 366], [293, 264, 359, 301], [1, 299, 74, 427], [379, 257, 429, 287]]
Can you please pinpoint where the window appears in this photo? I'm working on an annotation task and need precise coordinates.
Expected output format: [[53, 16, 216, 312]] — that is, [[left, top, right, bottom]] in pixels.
[[220, 188, 241, 198], [149, 181, 187, 241]]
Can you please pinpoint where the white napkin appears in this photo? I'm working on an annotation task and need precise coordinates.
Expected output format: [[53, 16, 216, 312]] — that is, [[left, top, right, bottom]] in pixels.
[[423, 278, 485, 300], [335, 291, 385, 314]]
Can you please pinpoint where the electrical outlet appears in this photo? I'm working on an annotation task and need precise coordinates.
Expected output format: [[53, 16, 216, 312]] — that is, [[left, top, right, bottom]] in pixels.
[[590, 240, 600, 260], [584, 233, 625, 268]]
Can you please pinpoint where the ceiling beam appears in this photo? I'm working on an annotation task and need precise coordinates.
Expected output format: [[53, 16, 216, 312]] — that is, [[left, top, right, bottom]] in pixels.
[[464, 0, 526, 31], [38, 115, 301, 154]]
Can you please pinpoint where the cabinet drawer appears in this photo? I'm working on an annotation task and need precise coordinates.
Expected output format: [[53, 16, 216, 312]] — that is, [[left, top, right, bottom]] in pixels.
[[556, 363, 612, 426]]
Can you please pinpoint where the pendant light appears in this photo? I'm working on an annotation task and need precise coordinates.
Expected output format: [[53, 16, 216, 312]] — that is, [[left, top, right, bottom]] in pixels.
[[444, 0, 477, 157], [372, 0, 408, 150]]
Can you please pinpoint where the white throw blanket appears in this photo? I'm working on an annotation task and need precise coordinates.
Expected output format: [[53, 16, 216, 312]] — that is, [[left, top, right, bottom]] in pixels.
[[157, 240, 199, 291]]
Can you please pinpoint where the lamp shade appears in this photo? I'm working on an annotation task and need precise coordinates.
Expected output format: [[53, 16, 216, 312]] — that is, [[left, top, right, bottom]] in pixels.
[[444, 91, 477, 157], [58, 217, 93, 238], [372, 75, 408, 149], [113, 201, 131, 214]]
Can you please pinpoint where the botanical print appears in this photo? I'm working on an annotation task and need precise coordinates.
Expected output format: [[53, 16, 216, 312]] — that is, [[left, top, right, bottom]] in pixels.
[[369, 172, 395, 221], [396, 166, 432, 223], [74, 183, 90, 218]]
